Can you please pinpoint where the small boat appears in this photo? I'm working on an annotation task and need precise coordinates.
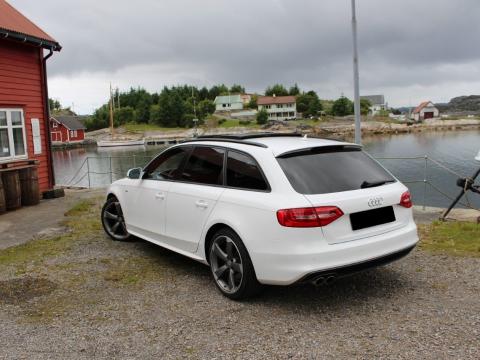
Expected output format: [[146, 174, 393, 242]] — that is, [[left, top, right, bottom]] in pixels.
[[97, 139, 145, 147]]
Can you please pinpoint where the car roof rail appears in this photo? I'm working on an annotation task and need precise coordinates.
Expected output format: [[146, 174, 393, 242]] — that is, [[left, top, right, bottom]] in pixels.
[[180, 137, 268, 148], [197, 132, 302, 140]]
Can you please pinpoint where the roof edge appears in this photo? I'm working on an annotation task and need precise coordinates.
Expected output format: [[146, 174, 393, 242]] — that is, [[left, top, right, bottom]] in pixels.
[[50, 116, 87, 130], [0, 28, 61, 51]]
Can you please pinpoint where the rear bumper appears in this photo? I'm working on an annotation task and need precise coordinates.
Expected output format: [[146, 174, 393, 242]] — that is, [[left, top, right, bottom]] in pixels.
[[297, 244, 415, 284], [253, 222, 418, 285]]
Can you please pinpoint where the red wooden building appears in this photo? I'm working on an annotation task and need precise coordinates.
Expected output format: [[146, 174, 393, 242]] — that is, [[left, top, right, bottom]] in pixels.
[[0, 0, 61, 198], [50, 116, 86, 144]]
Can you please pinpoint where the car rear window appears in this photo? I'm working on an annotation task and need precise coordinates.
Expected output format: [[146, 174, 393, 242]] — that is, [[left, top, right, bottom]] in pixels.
[[277, 146, 395, 194]]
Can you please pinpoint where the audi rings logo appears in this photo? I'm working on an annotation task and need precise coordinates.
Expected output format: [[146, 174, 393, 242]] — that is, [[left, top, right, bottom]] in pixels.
[[368, 197, 384, 208]]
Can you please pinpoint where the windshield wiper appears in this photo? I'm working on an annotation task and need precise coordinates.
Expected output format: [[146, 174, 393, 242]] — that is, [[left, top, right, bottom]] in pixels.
[[361, 179, 395, 189]]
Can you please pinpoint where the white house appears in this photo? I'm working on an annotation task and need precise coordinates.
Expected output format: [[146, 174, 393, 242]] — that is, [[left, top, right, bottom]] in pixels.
[[214, 95, 243, 111], [257, 95, 296, 121], [360, 95, 387, 116], [411, 101, 439, 122]]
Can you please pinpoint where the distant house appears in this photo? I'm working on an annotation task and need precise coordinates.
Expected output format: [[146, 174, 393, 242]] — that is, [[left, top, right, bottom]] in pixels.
[[360, 95, 387, 116], [257, 95, 297, 121], [0, 0, 61, 198], [50, 116, 86, 144], [214, 95, 243, 111], [411, 101, 439, 122]]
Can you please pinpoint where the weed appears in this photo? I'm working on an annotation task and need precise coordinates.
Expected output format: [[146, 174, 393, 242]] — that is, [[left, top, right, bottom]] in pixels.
[[419, 221, 480, 257]]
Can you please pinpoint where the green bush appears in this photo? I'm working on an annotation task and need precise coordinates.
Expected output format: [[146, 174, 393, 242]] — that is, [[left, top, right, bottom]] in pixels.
[[256, 109, 268, 125]]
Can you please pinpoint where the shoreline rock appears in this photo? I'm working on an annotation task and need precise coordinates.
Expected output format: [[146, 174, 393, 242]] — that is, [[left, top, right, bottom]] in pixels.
[[82, 118, 480, 146]]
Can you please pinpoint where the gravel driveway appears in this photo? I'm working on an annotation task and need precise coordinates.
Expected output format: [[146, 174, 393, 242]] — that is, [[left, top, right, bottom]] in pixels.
[[0, 198, 479, 359]]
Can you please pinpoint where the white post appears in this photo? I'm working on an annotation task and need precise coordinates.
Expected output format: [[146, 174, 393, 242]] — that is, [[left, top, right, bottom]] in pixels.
[[351, 0, 362, 145]]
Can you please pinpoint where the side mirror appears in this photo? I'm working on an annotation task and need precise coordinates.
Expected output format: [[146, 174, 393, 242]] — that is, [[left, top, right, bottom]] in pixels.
[[127, 167, 142, 179], [476, 150, 480, 162]]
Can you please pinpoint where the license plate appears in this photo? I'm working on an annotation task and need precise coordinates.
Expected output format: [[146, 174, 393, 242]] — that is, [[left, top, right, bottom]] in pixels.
[[350, 206, 396, 231]]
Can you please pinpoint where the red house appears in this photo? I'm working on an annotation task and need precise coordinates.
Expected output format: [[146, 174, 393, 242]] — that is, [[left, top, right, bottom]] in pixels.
[[0, 0, 61, 196], [50, 116, 86, 144]]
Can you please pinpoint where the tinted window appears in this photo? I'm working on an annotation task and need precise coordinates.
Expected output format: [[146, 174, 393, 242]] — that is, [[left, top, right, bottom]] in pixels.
[[226, 151, 268, 191], [181, 146, 225, 185], [277, 147, 395, 194], [145, 146, 190, 180]]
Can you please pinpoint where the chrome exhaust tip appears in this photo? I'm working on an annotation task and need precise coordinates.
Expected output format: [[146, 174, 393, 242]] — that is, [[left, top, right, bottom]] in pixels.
[[311, 276, 326, 286], [311, 274, 336, 286], [325, 275, 336, 285]]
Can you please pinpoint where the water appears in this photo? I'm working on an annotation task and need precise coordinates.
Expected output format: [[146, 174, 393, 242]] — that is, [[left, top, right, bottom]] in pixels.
[[52, 130, 480, 208]]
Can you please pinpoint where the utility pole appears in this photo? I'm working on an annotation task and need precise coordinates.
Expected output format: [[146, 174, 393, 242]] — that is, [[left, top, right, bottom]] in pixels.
[[192, 87, 199, 138], [351, 0, 362, 145], [117, 87, 120, 109], [109, 83, 114, 138]]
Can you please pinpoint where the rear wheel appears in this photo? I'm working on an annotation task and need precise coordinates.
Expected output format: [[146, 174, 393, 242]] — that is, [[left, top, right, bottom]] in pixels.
[[101, 197, 131, 241], [208, 228, 262, 300]]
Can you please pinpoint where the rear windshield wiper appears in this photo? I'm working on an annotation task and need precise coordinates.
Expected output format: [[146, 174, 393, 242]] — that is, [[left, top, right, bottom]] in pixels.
[[361, 179, 395, 189]]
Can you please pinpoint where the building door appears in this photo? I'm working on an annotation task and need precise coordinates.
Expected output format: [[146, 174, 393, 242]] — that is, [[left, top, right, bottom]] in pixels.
[[423, 112, 434, 119]]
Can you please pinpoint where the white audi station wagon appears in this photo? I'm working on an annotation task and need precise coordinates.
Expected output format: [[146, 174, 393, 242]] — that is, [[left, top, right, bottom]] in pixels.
[[101, 134, 418, 299]]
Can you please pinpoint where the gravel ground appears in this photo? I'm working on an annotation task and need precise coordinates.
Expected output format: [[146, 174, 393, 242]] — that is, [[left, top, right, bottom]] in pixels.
[[0, 199, 479, 359]]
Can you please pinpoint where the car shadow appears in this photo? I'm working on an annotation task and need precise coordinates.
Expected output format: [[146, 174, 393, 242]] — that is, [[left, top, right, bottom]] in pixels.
[[129, 238, 414, 310], [252, 267, 413, 311]]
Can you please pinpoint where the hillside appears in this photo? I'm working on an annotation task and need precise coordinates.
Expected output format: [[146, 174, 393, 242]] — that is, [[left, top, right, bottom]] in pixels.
[[436, 95, 480, 114]]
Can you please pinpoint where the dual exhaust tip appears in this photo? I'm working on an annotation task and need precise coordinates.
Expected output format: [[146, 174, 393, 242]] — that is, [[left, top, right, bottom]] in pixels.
[[311, 274, 337, 286]]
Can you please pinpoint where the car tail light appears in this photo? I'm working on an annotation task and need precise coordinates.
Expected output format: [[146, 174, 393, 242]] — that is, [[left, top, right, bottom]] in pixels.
[[277, 206, 343, 227], [315, 206, 344, 226], [399, 191, 413, 208]]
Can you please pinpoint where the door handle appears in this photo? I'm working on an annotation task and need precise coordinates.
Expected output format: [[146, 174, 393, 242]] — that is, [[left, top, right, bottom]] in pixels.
[[155, 192, 165, 200], [195, 200, 209, 208]]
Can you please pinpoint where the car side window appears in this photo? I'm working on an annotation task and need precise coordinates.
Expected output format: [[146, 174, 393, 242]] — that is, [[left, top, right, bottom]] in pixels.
[[144, 146, 190, 180], [181, 146, 225, 185], [226, 150, 269, 191]]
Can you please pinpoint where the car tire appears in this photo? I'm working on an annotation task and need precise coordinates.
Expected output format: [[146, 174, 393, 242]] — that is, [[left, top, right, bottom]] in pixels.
[[101, 197, 131, 242], [208, 228, 262, 300]]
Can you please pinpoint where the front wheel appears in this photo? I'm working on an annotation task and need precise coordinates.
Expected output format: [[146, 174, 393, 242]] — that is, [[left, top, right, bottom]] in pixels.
[[101, 197, 131, 241], [208, 228, 262, 300]]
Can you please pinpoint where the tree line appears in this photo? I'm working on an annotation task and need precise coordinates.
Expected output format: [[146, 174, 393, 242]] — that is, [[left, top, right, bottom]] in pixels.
[[86, 85, 227, 130], [82, 84, 374, 130]]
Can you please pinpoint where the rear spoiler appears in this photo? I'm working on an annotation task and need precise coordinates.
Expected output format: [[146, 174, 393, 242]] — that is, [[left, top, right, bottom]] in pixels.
[[277, 144, 362, 158]]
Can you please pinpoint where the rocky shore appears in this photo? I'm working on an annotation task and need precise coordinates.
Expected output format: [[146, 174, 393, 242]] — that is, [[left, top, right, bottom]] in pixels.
[[83, 118, 480, 145], [312, 118, 480, 139]]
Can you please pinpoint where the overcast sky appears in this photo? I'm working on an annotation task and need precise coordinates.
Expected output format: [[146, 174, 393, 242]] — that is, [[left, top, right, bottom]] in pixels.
[[10, 0, 480, 114]]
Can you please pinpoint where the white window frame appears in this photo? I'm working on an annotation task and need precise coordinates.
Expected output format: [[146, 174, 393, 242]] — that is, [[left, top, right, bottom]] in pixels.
[[52, 121, 58, 128], [0, 108, 28, 163]]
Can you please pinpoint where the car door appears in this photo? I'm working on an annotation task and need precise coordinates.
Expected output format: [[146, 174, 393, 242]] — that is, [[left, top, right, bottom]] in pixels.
[[164, 146, 226, 253], [126, 146, 191, 242]]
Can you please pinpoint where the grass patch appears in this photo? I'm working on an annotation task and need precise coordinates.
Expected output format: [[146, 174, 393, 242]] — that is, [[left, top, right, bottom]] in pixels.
[[64, 198, 97, 216], [296, 118, 324, 126], [102, 255, 168, 286], [123, 123, 185, 133], [216, 119, 259, 128], [419, 221, 480, 257]]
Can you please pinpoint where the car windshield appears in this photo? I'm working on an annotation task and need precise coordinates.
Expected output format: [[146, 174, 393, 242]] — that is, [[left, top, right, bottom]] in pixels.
[[277, 146, 396, 194]]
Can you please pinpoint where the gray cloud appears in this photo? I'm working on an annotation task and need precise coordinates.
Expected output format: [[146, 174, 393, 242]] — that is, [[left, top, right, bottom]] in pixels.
[[9, 0, 480, 113]]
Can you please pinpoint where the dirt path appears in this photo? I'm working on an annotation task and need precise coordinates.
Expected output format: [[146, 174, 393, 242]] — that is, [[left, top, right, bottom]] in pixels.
[[0, 195, 479, 359], [0, 189, 104, 250]]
